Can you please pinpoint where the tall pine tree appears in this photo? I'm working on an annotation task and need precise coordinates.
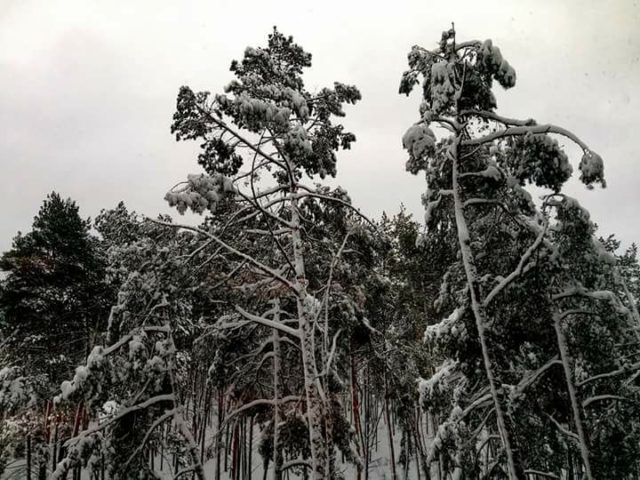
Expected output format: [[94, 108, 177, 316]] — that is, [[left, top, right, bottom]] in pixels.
[[0, 192, 112, 395]]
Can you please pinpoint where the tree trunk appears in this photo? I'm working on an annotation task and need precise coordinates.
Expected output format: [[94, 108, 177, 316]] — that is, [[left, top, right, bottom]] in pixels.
[[351, 354, 363, 480], [553, 312, 593, 479], [26, 434, 32, 480], [216, 389, 223, 480], [248, 416, 254, 480], [426, 413, 440, 480], [273, 311, 283, 480], [290, 192, 328, 480], [51, 419, 59, 473], [231, 423, 239, 480], [383, 378, 397, 480], [449, 135, 521, 479]]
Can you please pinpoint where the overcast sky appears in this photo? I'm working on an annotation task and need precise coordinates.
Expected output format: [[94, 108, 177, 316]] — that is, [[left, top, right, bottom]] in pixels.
[[1, 0, 639, 253]]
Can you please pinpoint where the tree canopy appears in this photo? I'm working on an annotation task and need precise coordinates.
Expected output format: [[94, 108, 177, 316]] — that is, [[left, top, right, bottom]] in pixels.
[[1, 26, 639, 480]]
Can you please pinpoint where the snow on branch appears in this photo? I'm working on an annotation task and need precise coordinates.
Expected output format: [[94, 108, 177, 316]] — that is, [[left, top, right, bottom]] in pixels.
[[196, 104, 291, 174], [461, 109, 536, 127], [149, 218, 299, 294], [523, 470, 560, 479], [281, 459, 313, 471], [483, 220, 548, 306], [235, 305, 301, 338], [582, 395, 628, 409], [553, 287, 630, 316], [577, 362, 640, 388], [62, 394, 175, 448], [546, 414, 579, 443], [516, 357, 562, 392], [462, 123, 590, 151], [122, 408, 177, 471], [296, 185, 376, 228], [174, 467, 198, 480], [236, 189, 295, 229], [211, 395, 302, 448]]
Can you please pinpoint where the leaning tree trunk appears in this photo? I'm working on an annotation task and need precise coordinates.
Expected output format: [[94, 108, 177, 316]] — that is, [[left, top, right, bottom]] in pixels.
[[553, 311, 593, 480], [449, 133, 521, 480]]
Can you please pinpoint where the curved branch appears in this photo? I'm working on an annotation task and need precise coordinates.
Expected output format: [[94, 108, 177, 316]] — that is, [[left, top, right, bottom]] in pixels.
[[122, 409, 176, 471], [483, 221, 548, 306], [582, 395, 628, 408], [235, 306, 301, 339], [281, 459, 312, 472], [149, 218, 299, 295], [63, 394, 175, 448], [460, 109, 536, 127], [463, 123, 590, 151], [296, 186, 376, 228], [577, 362, 640, 388], [196, 105, 289, 172]]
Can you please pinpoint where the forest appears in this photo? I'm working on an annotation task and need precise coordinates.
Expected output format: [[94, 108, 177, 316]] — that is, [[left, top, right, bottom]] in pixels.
[[1, 26, 640, 480]]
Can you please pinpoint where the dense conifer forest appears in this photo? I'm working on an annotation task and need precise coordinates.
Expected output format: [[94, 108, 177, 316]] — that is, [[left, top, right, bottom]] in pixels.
[[2, 26, 640, 480]]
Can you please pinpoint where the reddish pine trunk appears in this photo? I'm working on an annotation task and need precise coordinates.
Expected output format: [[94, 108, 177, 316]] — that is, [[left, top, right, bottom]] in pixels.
[[351, 355, 363, 480]]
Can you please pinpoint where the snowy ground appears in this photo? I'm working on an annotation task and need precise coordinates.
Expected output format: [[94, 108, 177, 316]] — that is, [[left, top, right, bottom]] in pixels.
[[1, 418, 421, 480]]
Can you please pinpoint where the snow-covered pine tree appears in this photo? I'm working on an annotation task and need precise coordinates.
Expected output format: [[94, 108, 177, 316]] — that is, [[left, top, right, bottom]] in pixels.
[[400, 26, 640, 479], [0, 363, 34, 478], [0, 192, 112, 396], [374, 208, 457, 480], [51, 206, 214, 480], [165, 28, 365, 479], [0, 192, 113, 480]]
